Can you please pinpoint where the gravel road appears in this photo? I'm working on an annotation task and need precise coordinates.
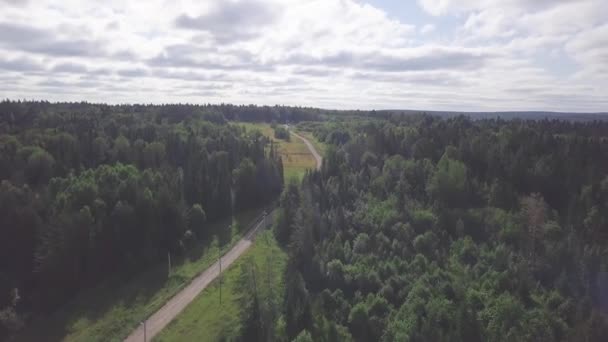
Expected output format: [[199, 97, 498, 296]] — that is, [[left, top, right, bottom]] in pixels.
[[291, 131, 322, 170]]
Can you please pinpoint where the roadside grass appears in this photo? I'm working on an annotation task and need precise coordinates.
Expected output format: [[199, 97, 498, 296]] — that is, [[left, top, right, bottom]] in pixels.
[[236, 122, 316, 182], [12, 208, 265, 342], [154, 230, 286, 342], [295, 129, 327, 156]]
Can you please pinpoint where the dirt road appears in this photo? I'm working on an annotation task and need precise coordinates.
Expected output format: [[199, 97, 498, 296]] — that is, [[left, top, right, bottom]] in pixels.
[[124, 130, 322, 342], [291, 131, 322, 170]]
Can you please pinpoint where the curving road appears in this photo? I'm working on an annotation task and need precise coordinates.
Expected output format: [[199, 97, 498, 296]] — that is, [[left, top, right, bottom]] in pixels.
[[291, 131, 322, 171], [124, 130, 322, 342]]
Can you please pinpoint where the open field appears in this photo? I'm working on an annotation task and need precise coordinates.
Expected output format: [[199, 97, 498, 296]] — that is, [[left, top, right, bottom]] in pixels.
[[11, 209, 265, 342], [154, 230, 286, 342], [236, 122, 317, 182]]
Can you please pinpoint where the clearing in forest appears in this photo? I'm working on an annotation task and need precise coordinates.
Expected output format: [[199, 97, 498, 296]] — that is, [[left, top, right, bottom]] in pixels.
[[237, 122, 318, 182]]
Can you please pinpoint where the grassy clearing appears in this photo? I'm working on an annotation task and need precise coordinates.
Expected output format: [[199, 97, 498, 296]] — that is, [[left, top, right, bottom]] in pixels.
[[154, 230, 286, 342], [12, 208, 265, 342], [236, 122, 316, 183]]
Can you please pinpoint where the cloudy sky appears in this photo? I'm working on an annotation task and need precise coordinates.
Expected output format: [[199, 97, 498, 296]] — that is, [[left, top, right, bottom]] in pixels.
[[0, 0, 607, 112]]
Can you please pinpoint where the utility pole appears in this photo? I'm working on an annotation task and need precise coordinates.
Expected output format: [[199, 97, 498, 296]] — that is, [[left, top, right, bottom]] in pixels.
[[141, 321, 147, 342], [251, 264, 261, 337], [168, 251, 171, 277], [266, 255, 274, 342], [267, 255, 272, 297], [251, 264, 258, 299], [267, 255, 273, 315], [219, 247, 222, 305]]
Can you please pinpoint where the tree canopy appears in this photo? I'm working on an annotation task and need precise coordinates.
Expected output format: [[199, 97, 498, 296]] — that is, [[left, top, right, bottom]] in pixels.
[[274, 115, 608, 341], [0, 101, 284, 339]]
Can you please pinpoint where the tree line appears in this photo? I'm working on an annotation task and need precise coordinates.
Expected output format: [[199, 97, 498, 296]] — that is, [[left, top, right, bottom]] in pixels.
[[0, 101, 329, 127], [269, 115, 608, 341], [0, 101, 284, 339]]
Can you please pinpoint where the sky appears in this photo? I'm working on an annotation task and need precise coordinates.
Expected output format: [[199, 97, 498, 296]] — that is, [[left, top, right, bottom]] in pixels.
[[0, 0, 607, 112]]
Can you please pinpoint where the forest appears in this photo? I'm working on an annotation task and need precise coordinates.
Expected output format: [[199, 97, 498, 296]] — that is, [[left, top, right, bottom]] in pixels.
[[0, 100, 286, 339], [270, 116, 608, 341], [2, 100, 608, 341]]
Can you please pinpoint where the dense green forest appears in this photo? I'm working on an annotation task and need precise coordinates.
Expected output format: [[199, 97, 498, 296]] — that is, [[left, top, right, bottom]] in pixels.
[[0, 101, 287, 339], [270, 116, 608, 341], [3, 101, 608, 341]]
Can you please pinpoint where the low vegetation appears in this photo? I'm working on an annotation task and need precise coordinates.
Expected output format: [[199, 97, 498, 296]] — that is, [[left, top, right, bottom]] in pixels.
[[272, 125, 291, 142]]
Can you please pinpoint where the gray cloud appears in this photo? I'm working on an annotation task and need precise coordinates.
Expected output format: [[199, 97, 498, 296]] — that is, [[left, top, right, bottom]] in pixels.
[[363, 51, 488, 72], [0, 56, 43, 71], [178, 90, 221, 98], [146, 42, 488, 78], [148, 51, 274, 72], [111, 50, 138, 61], [351, 71, 464, 86], [51, 62, 89, 73], [153, 68, 232, 82], [0, 21, 105, 57], [175, 0, 279, 43], [284, 48, 490, 72], [50, 62, 111, 76], [117, 68, 149, 77], [37, 79, 99, 89], [291, 67, 338, 77], [0, 0, 28, 6], [418, 0, 581, 16], [106, 21, 119, 31], [515, 0, 582, 11]]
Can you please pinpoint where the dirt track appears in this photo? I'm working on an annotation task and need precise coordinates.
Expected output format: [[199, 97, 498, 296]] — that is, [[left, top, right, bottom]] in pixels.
[[291, 131, 322, 170], [124, 130, 322, 342]]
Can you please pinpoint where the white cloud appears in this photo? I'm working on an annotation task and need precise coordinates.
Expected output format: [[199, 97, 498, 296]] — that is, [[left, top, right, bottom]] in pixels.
[[0, 0, 605, 111], [420, 24, 435, 34]]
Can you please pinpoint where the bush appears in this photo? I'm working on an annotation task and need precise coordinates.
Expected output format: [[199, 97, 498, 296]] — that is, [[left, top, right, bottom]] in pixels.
[[274, 126, 291, 141]]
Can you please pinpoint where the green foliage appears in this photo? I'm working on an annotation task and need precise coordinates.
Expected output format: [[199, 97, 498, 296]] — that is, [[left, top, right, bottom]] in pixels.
[[291, 330, 313, 342], [5, 103, 608, 341], [274, 181, 300, 246], [24, 147, 55, 186], [274, 126, 291, 141], [284, 269, 312, 340], [277, 115, 608, 342], [428, 152, 467, 207], [0, 102, 284, 339], [348, 302, 370, 341], [188, 203, 207, 239]]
